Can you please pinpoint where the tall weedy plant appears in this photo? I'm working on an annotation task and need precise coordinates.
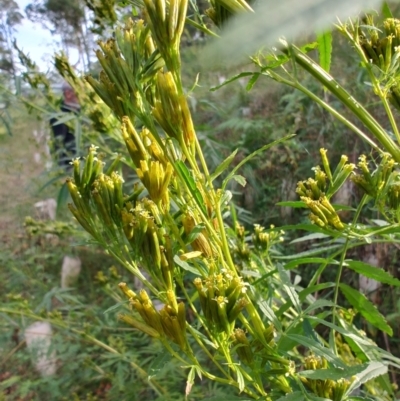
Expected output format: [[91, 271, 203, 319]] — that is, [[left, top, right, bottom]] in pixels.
[[65, 1, 400, 399]]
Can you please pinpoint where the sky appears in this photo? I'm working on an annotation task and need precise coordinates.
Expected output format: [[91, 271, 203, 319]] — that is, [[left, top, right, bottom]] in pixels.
[[14, 0, 79, 72]]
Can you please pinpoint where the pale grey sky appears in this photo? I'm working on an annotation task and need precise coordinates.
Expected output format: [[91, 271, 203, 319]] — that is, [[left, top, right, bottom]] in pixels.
[[14, 0, 79, 72]]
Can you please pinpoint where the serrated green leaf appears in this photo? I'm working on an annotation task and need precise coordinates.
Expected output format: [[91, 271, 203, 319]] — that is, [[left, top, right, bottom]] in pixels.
[[346, 361, 388, 395], [340, 284, 393, 335], [346, 260, 400, 287], [317, 30, 332, 73], [210, 149, 238, 181]]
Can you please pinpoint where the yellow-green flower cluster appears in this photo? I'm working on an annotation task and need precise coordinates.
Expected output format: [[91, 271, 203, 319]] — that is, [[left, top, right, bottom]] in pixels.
[[351, 153, 400, 221], [297, 149, 355, 230], [252, 224, 284, 253], [359, 16, 400, 110], [86, 19, 161, 124], [193, 271, 249, 334], [119, 283, 187, 350], [301, 356, 355, 401], [153, 71, 195, 145], [121, 200, 175, 289]]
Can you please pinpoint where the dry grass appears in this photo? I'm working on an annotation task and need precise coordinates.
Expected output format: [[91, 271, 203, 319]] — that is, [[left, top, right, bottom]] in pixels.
[[0, 106, 59, 246]]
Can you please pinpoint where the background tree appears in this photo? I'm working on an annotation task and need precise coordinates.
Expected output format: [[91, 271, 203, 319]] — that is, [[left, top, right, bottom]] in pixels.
[[25, 0, 93, 71], [0, 0, 23, 77]]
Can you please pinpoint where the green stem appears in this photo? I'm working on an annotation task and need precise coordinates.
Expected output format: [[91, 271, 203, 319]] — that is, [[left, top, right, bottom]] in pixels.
[[285, 44, 400, 162], [338, 24, 400, 145], [332, 195, 369, 336], [186, 325, 232, 380]]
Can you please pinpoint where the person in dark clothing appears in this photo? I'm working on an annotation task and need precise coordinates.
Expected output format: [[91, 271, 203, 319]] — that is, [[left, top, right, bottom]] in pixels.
[[50, 82, 80, 168]]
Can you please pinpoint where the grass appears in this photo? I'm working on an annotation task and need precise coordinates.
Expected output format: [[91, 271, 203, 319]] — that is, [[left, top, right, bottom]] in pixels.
[[0, 107, 57, 242]]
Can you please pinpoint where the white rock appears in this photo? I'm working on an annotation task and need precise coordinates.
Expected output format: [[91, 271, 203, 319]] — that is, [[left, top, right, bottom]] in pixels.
[[34, 198, 57, 221], [359, 253, 381, 304], [25, 322, 57, 376], [61, 256, 82, 288]]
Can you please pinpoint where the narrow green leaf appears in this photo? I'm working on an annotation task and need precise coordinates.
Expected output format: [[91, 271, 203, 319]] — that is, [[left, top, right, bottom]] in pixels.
[[277, 283, 336, 317], [382, 2, 393, 18], [210, 72, 254, 92], [347, 397, 375, 401], [283, 284, 301, 313], [275, 244, 342, 260], [233, 365, 245, 393], [304, 299, 334, 314], [276, 201, 307, 208], [173, 255, 201, 275], [103, 300, 129, 314], [174, 161, 207, 216], [346, 260, 400, 287], [258, 300, 282, 331], [232, 175, 246, 187], [56, 182, 70, 217], [290, 232, 329, 244], [340, 284, 393, 335], [299, 363, 368, 380], [186, 366, 196, 396], [284, 257, 337, 270], [246, 73, 260, 91], [210, 148, 238, 181], [303, 318, 321, 344], [185, 223, 206, 244], [309, 316, 381, 348], [317, 31, 332, 73], [300, 283, 335, 300]]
